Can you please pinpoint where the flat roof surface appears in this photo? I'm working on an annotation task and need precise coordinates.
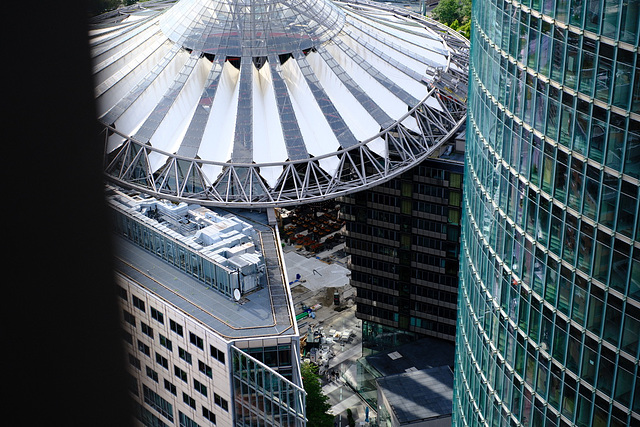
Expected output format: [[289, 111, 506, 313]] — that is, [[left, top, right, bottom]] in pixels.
[[365, 337, 455, 377], [112, 209, 296, 341], [376, 365, 453, 424]]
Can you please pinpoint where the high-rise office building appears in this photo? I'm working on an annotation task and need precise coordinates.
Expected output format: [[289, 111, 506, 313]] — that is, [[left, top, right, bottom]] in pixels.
[[341, 147, 465, 352], [455, 1, 639, 426]]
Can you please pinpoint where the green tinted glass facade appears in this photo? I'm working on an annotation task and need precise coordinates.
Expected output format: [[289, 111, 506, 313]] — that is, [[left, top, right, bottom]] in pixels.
[[454, 1, 640, 426]]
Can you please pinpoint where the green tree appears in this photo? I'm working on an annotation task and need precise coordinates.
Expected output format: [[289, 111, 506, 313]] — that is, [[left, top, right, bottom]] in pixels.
[[432, 0, 460, 25], [301, 362, 334, 427], [432, 0, 472, 39]]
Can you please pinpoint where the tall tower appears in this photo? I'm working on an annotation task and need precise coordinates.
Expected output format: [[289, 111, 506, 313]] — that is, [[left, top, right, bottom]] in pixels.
[[455, 1, 639, 427], [342, 151, 464, 352]]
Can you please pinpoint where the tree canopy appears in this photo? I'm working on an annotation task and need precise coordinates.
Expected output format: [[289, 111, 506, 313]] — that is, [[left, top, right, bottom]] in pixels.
[[301, 362, 334, 427], [432, 0, 472, 39]]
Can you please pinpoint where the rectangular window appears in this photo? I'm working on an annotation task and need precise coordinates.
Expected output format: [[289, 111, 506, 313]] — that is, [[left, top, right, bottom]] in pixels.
[[450, 173, 462, 188], [123, 310, 136, 327], [116, 285, 128, 301], [182, 393, 196, 409], [179, 411, 200, 427], [143, 385, 174, 423], [146, 366, 159, 382], [199, 360, 213, 378], [141, 322, 154, 339], [156, 353, 169, 370], [151, 307, 164, 324], [194, 379, 208, 397], [210, 346, 225, 365], [179, 347, 192, 364], [174, 365, 188, 383], [129, 353, 141, 370], [202, 407, 216, 424], [138, 340, 150, 357], [132, 295, 146, 313], [449, 190, 461, 207], [190, 332, 204, 350], [164, 379, 177, 396], [214, 394, 228, 411], [159, 334, 173, 352], [170, 319, 184, 337], [122, 329, 133, 345]]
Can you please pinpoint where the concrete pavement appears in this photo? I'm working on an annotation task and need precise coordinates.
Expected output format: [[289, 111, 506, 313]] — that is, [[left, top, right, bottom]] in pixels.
[[282, 240, 376, 425]]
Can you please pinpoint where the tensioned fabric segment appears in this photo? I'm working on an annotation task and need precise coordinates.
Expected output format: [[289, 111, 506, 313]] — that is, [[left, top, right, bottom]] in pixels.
[[101, 44, 185, 127], [134, 51, 203, 144], [198, 60, 239, 165], [95, 35, 170, 116], [91, 16, 158, 61], [315, 45, 393, 130], [147, 55, 211, 172], [105, 46, 191, 153], [280, 55, 341, 161], [93, 26, 164, 88], [333, 37, 420, 107], [321, 42, 406, 122], [177, 56, 225, 159], [342, 21, 446, 76], [252, 59, 288, 187], [305, 50, 380, 143], [294, 50, 359, 149]]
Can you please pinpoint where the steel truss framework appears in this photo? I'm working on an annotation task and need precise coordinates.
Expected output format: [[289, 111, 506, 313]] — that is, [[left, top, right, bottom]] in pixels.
[[99, 0, 469, 207]]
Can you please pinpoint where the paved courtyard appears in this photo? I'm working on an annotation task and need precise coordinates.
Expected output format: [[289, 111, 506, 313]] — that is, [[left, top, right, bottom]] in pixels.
[[282, 241, 376, 425]]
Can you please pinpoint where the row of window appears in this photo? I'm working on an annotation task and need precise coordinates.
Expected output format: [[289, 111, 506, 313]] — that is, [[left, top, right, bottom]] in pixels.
[[137, 381, 220, 427], [456, 279, 640, 426], [503, 0, 640, 43], [475, 0, 639, 111], [470, 67, 640, 184], [464, 142, 640, 296], [119, 285, 227, 365], [119, 285, 230, 426], [344, 203, 458, 238]]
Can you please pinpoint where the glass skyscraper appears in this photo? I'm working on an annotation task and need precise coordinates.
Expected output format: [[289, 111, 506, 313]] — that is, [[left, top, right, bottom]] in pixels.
[[454, 1, 639, 426]]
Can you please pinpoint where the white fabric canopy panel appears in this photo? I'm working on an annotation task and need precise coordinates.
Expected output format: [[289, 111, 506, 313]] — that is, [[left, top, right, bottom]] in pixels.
[[92, 0, 469, 206]]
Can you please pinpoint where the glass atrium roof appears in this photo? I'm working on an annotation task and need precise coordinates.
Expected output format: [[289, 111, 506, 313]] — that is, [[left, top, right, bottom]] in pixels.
[[91, 0, 469, 206]]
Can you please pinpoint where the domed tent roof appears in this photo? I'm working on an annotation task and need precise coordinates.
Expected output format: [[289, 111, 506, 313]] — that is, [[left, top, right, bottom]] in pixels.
[[91, 0, 468, 207]]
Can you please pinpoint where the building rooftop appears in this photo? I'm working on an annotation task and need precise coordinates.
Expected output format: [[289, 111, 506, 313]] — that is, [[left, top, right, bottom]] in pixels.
[[109, 189, 296, 340], [376, 365, 454, 424], [365, 336, 455, 377]]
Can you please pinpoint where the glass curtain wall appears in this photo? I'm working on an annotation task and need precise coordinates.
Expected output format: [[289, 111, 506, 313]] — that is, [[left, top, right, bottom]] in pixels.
[[454, 1, 639, 426], [231, 346, 306, 427]]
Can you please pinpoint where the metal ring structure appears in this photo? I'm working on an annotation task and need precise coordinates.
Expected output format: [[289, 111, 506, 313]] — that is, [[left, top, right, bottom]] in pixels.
[[91, 0, 469, 207]]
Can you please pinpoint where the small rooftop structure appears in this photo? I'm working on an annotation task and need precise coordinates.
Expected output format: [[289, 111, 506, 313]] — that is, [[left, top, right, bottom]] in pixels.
[[108, 187, 296, 339], [355, 337, 456, 426], [109, 188, 265, 294]]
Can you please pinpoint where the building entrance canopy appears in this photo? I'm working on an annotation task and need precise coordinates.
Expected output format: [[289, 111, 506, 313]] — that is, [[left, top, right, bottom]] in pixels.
[[91, 0, 468, 206]]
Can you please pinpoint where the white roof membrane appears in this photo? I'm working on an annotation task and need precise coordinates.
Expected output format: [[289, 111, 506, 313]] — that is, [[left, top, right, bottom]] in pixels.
[[92, 0, 469, 206]]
